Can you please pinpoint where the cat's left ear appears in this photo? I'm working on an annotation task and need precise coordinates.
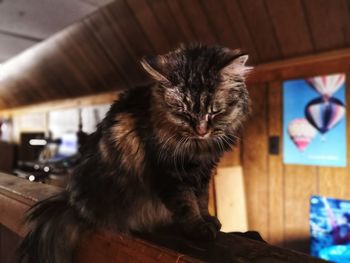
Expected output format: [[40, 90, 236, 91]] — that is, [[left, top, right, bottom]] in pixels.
[[220, 54, 253, 79], [140, 55, 170, 84]]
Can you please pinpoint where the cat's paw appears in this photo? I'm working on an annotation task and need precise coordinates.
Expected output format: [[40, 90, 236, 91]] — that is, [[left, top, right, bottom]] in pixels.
[[183, 221, 218, 241], [202, 215, 222, 231]]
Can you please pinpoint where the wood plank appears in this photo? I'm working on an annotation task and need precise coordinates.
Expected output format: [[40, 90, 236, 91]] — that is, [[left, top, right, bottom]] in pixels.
[[267, 81, 285, 246], [200, 0, 241, 48], [177, 0, 217, 45], [126, 0, 170, 53], [248, 48, 350, 85], [284, 165, 317, 253], [165, 0, 196, 43], [0, 224, 22, 263], [84, 11, 147, 86], [237, 0, 281, 62], [78, 232, 201, 263], [302, 0, 347, 51], [0, 173, 61, 205], [62, 22, 128, 92], [215, 166, 248, 232], [147, 0, 186, 47], [208, 177, 216, 216], [265, 0, 314, 57], [221, 0, 259, 64], [340, 0, 350, 45], [0, 173, 325, 263], [242, 83, 269, 240], [0, 173, 61, 236], [106, 0, 155, 55], [138, 231, 325, 263], [219, 145, 241, 167]]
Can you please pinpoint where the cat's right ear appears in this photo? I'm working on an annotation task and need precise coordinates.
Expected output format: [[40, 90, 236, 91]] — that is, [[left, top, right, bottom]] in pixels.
[[140, 56, 169, 84]]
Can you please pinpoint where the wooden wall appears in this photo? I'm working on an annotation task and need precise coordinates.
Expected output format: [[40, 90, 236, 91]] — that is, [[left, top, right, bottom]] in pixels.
[[242, 51, 350, 252]]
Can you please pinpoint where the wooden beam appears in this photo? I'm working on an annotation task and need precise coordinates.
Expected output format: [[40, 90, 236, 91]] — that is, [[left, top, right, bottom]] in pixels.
[[0, 172, 326, 262], [0, 173, 60, 237], [248, 48, 350, 84]]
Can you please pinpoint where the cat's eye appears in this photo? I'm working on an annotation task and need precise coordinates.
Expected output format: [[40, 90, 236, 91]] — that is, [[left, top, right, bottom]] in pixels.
[[211, 109, 222, 115], [208, 109, 224, 121], [209, 107, 223, 115]]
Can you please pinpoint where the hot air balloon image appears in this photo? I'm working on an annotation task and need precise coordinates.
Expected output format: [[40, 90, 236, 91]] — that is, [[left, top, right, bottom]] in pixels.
[[305, 97, 345, 134], [283, 73, 346, 166], [288, 118, 318, 152], [307, 73, 345, 99]]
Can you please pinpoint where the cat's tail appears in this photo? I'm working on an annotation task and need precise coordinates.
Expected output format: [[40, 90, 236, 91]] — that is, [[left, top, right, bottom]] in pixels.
[[18, 192, 91, 263]]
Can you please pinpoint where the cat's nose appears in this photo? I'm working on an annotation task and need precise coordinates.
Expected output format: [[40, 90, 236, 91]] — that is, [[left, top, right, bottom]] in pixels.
[[196, 121, 208, 137]]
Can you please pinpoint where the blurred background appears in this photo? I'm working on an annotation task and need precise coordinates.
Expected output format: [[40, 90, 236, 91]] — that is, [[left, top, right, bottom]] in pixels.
[[1, 1, 350, 262]]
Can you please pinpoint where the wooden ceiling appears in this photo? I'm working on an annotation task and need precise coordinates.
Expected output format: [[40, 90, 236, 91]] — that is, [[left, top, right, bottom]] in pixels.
[[0, 0, 114, 62], [1, 0, 350, 109]]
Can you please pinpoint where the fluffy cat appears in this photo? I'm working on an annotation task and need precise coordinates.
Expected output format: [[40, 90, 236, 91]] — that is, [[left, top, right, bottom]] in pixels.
[[19, 44, 251, 263]]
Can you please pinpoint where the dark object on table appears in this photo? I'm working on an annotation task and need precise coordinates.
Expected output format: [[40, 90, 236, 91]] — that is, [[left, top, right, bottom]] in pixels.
[[0, 141, 16, 173], [18, 132, 45, 162]]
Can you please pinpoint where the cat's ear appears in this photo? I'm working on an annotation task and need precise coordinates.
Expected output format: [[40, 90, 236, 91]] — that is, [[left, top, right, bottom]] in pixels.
[[140, 56, 169, 84], [220, 53, 253, 79]]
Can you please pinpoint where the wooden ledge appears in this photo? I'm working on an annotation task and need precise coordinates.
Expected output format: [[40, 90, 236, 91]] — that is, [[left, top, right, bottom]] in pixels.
[[0, 173, 325, 262], [78, 230, 326, 263], [0, 172, 60, 236]]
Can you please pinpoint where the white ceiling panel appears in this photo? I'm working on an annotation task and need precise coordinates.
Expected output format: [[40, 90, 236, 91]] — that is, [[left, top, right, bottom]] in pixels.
[[0, 0, 97, 40], [0, 33, 37, 62]]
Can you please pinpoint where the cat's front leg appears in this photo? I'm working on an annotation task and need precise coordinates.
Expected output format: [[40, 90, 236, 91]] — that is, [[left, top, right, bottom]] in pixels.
[[161, 186, 218, 240], [197, 182, 222, 232]]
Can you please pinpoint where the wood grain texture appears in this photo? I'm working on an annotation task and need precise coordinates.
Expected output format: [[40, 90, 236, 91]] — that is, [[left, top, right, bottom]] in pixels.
[[221, 0, 259, 63], [0, 173, 61, 237], [147, 0, 187, 46], [248, 48, 350, 85], [267, 81, 284, 246], [219, 146, 241, 167], [266, 0, 314, 57], [1, 0, 350, 108], [0, 173, 325, 263], [78, 232, 201, 263], [242, 83, 269, 241], [237, 0, 281, 61], [177, 0, 218, 45], [302, 0, 347, 51], [165, 0, 196, 43], [126, 0, 171, 52], [284, 165, 317, 253], [0, 225, 22, 263], [200, 0, 240, 49]]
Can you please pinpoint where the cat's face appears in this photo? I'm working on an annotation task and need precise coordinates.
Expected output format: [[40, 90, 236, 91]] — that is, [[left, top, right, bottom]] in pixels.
[[141, 45, 251, 141]]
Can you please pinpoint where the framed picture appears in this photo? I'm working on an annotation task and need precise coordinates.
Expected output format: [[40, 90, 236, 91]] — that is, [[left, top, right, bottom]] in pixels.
[[283, 73, 347, 167]]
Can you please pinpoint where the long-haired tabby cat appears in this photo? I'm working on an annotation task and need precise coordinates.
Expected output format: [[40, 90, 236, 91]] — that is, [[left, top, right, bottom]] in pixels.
[[19, 44, 252, 263]]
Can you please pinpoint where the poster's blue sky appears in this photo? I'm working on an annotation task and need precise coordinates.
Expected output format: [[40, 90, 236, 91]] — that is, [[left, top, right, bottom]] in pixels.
[[283, 77, 346, 167]]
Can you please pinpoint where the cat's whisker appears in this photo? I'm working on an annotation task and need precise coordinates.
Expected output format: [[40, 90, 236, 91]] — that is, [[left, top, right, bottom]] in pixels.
[[172, 137, 184, 174], [157, 134, 177, 163], [179, 137, 189, 172], [217, 137, 226, 153]]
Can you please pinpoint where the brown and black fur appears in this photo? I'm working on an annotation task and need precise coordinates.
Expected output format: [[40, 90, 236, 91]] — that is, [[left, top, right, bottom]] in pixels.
[[19, 44, 252, 263]]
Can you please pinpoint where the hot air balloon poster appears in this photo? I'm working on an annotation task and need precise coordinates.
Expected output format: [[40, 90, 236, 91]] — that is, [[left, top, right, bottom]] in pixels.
[[283, 73, 347, 167]]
